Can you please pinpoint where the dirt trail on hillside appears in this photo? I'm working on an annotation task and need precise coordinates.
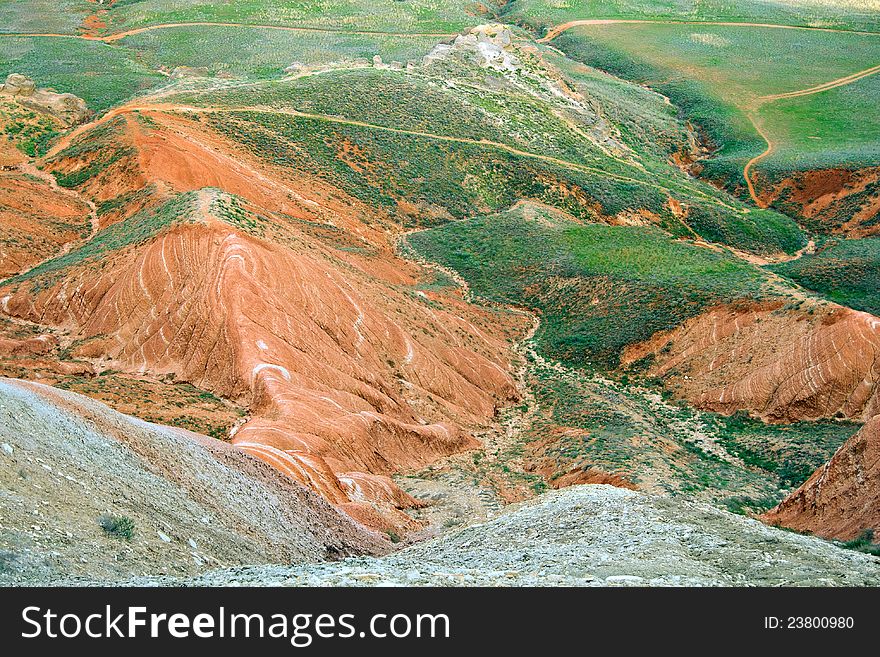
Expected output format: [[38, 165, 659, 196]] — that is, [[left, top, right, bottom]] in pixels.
[[539, 18, 880, 42], [17, 160, 98, 237], [9, 15, 878, 213], [1, 23, 456, 42], [5, 17, 878, 44], [741, 61, 880, 205], [743, 114, 774, 206], [538, 18, 880, 207], [758, 63, 880, 101], [61, 101, 739, 213]]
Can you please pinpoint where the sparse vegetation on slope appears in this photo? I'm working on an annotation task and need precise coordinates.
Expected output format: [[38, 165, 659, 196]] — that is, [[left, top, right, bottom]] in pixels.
[[0, 101, 61, 156], [715, 411, 858, 490], [770, 237, 880, 315], [408, 204, 771, 367], [6, 191, 198, 287], [0, 37, 164, 112], [120, 26, 441, 78]]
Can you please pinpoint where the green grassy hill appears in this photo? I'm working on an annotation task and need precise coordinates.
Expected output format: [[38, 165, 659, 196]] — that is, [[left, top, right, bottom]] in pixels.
[[505, 0, 880, 34], [168, 58, 804, 254], [550, 23, 880, 189], [407, 204, 773, 367]]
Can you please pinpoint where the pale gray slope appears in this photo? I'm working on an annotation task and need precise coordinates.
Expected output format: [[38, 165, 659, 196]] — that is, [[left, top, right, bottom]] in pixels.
[[0, 378, 386, 585], [128, 484, 880, 587]]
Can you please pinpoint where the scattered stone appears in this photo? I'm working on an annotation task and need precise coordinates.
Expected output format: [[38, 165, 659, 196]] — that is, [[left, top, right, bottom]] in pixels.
[[605, 575, 645, 585], [170, 66, 210, 79], [157, 531, 172, 543], [1, 442, 13, 456]]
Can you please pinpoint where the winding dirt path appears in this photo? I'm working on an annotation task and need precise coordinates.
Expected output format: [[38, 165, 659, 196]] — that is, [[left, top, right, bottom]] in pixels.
[[742, 114, 774, 207], [538, 18, 880, 42], [538, 18, 880, 206], [742, 61, 880, 204], [1, 22, 456, 43]]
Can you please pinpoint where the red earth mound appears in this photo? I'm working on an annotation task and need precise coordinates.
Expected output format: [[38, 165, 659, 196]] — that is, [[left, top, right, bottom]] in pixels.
[[0, 181, 519, 530], [763, 414, 880, 542], [0, 168, 93, 279], [547, 467, 638, 491], [759, 166, 880, 237], [623, 302, 880, 422]]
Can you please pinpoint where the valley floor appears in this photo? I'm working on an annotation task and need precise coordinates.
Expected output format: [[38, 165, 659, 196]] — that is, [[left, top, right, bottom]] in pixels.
[[93, 486, 880, 587]]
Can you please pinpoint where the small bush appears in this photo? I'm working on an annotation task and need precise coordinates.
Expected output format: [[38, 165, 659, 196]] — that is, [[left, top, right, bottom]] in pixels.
[[99, 515, 136, 541], [841, 530, 880, 557]]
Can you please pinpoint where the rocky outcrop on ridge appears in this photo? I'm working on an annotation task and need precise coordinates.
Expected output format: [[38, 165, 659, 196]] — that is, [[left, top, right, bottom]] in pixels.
[[0, 74, 91, 126]]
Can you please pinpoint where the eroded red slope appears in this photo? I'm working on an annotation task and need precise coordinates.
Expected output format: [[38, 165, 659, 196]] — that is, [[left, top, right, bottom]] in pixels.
[[1, 180, 518, 530], [763, 415, 880, 542], [0, 167, 93, 279], [623, 302, 880, 422]]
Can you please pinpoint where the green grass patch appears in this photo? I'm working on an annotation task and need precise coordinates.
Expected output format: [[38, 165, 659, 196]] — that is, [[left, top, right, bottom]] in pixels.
[[505, 0, 880, 34], [839, 530, 880, 556], [408, 205, 772, 367], [715, 411, 857, 489], [754, 73, 880, 174], [0, 1, 92, 35], [0, 37, 165, 112], [770, 237, 880, 315]]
